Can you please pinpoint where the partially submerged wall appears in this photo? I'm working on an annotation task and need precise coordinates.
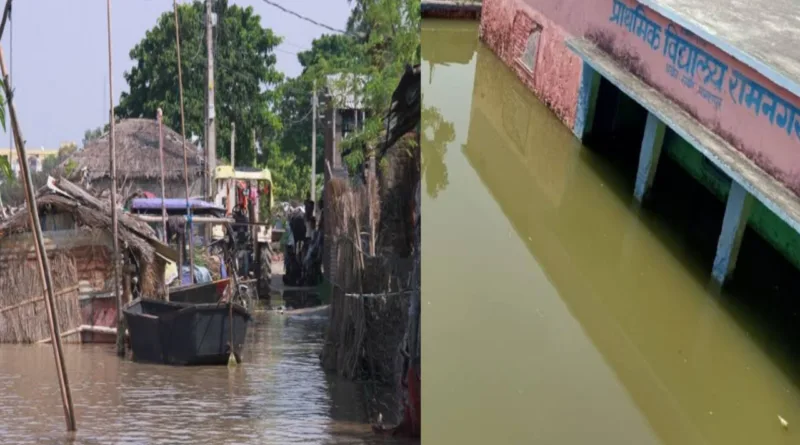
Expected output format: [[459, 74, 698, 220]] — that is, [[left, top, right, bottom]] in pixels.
[[480, 0, 800, 195]]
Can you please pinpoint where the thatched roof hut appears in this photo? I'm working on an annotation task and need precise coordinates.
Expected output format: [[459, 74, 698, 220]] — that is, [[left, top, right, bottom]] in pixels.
[[0, 177, 176, 343], [64, 118, 204, 183]]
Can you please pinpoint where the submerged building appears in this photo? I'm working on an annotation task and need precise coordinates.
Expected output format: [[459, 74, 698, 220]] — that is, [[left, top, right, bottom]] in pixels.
[[480, 0, 800, 284]]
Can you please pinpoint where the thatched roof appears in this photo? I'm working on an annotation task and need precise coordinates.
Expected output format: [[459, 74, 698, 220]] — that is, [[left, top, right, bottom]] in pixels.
[[0, 177, 177, 265], [64, 118, 204, 182]]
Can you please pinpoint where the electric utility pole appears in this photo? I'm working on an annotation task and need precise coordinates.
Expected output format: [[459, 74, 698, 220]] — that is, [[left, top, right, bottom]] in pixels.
[[311, 79, 317, 204], [252, 128, 256, 167], [205, 0, 216, 199]]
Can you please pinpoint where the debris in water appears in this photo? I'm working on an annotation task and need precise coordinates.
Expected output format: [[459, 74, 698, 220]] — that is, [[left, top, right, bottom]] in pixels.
[[227, 352, 238, 368], [779, 415, 788, 429]]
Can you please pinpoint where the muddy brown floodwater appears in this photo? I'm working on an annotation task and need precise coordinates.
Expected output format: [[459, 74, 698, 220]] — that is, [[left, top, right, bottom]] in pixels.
[[422, 19, 800, 445], [0, 313, 413, 444]]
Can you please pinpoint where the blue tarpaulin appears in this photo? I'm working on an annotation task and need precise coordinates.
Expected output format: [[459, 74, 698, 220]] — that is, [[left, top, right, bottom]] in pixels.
[[130, 198, 224, 212], [181, 265, 212, 285]]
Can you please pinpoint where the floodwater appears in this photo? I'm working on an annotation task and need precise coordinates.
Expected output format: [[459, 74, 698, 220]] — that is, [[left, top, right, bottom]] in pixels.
[[422, 20, 800, 445], [0, 313, 410, 444]]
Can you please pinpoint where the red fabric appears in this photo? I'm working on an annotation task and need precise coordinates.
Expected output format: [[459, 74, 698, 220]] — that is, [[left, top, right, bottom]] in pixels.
[[236, 184, 248, 210], [406, 364, 421, 437], [372, 363, 421, 438], [214, 279, 230, 301]]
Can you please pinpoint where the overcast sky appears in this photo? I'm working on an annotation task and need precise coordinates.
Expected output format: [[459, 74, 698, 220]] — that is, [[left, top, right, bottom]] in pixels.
[[0, 0, 352, 149]]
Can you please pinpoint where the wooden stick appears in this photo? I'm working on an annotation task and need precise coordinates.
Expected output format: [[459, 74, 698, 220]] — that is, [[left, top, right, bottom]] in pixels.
[[37, 325, 125, 344], [173, 0, 195, 285], [0, 2, 76, 430], [0, 285, 79, 314], [106, 0, 125, 359], [36, 327, 80, 344], [0, 0, 10, 41], [157, 108, 168, 243]]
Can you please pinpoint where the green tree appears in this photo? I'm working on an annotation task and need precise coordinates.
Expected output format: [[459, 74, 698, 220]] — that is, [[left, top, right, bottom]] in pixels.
[[271, 0, 419, 196], [339, 0, 420, 169], [270, 34, 361, 200], [0, 80, 8, 182], [1, 144, 84, 206], [82, 126, 105, 147], [115, 0, 283, 168], [0, 156, 10, 182]]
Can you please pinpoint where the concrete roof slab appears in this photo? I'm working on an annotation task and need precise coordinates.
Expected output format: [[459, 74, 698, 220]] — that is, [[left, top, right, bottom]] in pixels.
[[640, 0, 800, 97]]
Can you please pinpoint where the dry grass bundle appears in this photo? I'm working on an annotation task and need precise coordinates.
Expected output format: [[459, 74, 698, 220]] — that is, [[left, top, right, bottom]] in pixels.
[[323, 66, 420, 424], [0, 254, 81, 343], [322, 177, 370, 378], [62, 118, 203, 182], [322, 135, 419, 389]]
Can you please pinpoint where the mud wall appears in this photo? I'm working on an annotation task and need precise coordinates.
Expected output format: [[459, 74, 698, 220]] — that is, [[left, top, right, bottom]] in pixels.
[[480, 0, 800, 195]]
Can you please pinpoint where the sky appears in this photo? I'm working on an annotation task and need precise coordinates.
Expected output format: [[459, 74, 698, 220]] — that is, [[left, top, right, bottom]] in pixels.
[[0, 0, 353, 149]]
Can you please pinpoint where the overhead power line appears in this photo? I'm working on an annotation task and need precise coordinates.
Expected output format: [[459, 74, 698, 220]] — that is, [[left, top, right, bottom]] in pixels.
[[259, 0, 348, 35]]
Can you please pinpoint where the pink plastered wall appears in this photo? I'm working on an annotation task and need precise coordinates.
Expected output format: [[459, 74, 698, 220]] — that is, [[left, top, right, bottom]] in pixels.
[[480, 0, 800, 194]]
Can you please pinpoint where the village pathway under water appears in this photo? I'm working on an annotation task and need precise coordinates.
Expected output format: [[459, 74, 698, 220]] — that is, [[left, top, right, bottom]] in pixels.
[[0, 310, 413, 445]]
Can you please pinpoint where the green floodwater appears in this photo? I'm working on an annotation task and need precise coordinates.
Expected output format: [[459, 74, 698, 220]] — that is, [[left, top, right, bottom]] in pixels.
[[422, 19, 800, 445]]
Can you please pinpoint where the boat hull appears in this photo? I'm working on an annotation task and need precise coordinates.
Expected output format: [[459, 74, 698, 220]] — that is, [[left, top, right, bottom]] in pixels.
[[168, 279, 230, 304], [123, 298, 251, 366]]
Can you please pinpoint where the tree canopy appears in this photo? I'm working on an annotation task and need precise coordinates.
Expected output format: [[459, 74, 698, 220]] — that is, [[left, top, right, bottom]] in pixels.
[[271, 33, 361, 201], [272, 0, 420, 198], [0, 85, 8, 181], [111, 0, 419, 202], [115, 0, 283, 168], [338, 0, 421, 169]]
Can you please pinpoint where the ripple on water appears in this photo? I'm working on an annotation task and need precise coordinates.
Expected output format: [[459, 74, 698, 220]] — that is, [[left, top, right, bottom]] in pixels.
[[0, 314, 417, 444]]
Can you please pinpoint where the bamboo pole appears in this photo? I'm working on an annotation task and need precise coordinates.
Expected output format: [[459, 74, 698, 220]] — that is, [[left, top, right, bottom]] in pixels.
[[230, 122, 235, 168], [157, 108, 168, 243], [173, 0, 195, 284], [0, 5, 76, 431], [106, 0, 125, 358]]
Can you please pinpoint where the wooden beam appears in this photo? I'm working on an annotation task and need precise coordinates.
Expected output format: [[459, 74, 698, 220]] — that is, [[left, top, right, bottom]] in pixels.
[[0, 285, 80, 314]]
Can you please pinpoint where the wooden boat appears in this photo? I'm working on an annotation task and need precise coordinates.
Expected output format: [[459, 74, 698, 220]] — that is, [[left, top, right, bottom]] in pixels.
[[123, 298, 251, 365], [168, 279, 230, 304]]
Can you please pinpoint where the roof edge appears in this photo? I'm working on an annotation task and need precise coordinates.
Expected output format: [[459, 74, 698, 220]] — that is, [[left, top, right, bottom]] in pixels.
[[637, 0, 800, 99]]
